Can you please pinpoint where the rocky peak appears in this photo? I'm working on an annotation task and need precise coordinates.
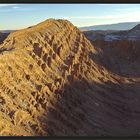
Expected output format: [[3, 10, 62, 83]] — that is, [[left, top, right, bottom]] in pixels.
[[0, 19, 100, 136]]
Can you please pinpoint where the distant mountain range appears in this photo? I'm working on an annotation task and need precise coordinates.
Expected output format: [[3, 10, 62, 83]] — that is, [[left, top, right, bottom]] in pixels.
[[0, 30, 16, 33], [80, 22, 140, 31], [83, 23, 140, 41]]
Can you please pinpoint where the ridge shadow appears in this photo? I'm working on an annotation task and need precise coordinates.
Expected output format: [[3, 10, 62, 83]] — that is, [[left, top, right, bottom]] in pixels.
[[38, 78, 140, 136]]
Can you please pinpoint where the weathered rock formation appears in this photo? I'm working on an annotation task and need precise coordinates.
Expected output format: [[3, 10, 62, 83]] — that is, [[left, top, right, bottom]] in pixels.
[[0, 19, 139, 136]]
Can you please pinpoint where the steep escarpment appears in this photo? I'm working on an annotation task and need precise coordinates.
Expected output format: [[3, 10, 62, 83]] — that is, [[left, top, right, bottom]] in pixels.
[[83, 25, 140, 77], [0, 19, 140, 136], [89, 40, 140, 77]]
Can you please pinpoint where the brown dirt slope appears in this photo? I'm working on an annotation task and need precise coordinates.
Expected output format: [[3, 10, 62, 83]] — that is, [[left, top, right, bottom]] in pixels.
[[0, 19, 140, 136]]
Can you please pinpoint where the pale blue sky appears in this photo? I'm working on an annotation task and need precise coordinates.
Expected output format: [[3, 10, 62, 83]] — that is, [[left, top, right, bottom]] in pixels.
[[0, 4, 140, 30]]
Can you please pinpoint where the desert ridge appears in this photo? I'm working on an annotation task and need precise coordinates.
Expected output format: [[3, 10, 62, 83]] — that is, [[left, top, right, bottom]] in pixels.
[[0, 19, 139, 136]]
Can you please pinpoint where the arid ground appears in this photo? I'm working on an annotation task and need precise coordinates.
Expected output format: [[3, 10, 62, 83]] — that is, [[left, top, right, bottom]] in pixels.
[[0, 19, 140, 136]]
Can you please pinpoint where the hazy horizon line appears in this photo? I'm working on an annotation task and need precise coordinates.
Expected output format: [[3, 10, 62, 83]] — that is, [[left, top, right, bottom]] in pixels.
[[1, 19, 140, 31]]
